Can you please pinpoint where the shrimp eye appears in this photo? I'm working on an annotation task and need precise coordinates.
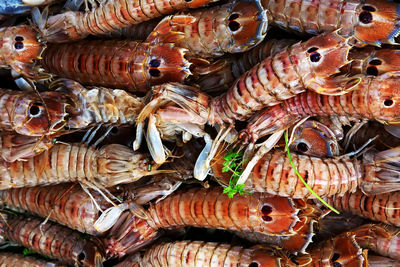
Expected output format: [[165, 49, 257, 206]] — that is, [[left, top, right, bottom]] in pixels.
[[297, 142, 309, 153], [249, 262, 259, 267], [77, 252, 86, 262], [149, 59, 161, 68], [149, 69, 161, 77], [359, 11, 373, 24], [261, 204, 273, 222], [228, 13, 241, 32], [110, 126, 119, 134], [14, 42, 24, 50], [384, 99, 394, 107], [310, 52, 321, 62], [366, 66, 378, 76], [15, 36, 24, 42], [29, 102, 43, 117]]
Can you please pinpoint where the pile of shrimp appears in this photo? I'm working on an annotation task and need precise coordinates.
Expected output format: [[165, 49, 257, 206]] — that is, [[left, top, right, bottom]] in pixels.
[[0, 0, 399, 266]]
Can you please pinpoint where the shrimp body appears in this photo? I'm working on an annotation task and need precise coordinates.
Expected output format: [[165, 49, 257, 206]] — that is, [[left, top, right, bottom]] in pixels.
[[0, 184, 115, 235], [41, 41, 191, 93], [152, 0, 268, 58], [241, 72, 400, 143], [0, 212, 104, 266], [36, 0, 219, 43], [263, 0, 400, 46], [0, 253, 64, 267], [327, 190, 400, 227], [0, 143, 154, 189], [0, 25, 45, 77], [53, 79, 145, 130], [124, 241, 304, 267]]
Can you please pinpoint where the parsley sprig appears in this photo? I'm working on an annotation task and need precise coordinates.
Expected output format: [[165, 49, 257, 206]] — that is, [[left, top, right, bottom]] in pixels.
[[222, 149, 251, 198]]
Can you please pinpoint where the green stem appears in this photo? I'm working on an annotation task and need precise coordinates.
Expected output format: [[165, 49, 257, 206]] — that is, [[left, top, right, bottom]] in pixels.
[[284, 130, 339, 214]]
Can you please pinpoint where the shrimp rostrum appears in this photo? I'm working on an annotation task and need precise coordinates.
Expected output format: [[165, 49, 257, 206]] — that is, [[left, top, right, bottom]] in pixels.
[[137, 31, 362, 169]]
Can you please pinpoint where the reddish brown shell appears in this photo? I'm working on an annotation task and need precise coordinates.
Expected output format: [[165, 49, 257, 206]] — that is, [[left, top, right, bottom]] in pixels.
[[41, 41, 191, 93]]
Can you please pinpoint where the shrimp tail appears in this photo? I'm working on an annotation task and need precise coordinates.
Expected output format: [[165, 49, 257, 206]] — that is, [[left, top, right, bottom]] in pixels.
[[361, 146, 400, 194], [104, 211, 158, 258]]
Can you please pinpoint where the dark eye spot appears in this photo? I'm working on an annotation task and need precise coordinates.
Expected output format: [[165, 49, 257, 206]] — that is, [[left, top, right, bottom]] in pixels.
[[366, 66, 378, 76], [384, 99, 394, 107], [362, 5, 376, 12], [29, 102, 43, 117], [184, 0, 191, 2], [15, 36, 24, 42], [229, 13, 240, 20], [249, 262, 259, 267], [369, 59, 382, 65], [310, 52, 321, 62], [307, 47, 318, 53], [149, 69, 161, 77], [111, 127, 119, 134], [228, 21, 241, 32], [14, 42, 24, 50], [331, 253, 340, 262], [149, 59, 161, 68], [78, 252, 86, 261], [297, 142, 309, 152], [261, 205, 273, 222], [359, 11, 373, 24]]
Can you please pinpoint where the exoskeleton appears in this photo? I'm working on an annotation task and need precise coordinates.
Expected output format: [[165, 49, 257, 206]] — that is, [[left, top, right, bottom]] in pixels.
[[147, 0, 267, 58], [0, 133, 54, 162], [120, 241, 310, 267], [352, 224, 400, 261], [0, 143, 160, 190], [327, 189, 400, 227], [240, 71, 400, 144], [0, 25, 45, 78], [104, 186, 318, 257], [0, 89, 70, 136], [0, 253, 64, 267], [40, 37, 191, 93], [212, 145, 400, 198], [0, 211, 104, 266], [262, 0, 400, 46], [33, 0, 219, 43]]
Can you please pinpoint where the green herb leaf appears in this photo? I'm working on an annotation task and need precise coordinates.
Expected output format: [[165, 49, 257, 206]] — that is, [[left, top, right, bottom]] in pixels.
[[222, 149, 251, 198], [23, 248, 36, 256]]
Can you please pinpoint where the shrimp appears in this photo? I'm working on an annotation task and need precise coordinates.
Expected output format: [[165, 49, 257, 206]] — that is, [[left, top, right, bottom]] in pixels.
[[33, 0, 219, 43], [212, 145, 400, 198], [119, 241, 311, 267], [310, 231, 367, 267], [40, 39, 191, 93], [51, 79, 145, 130], [327, 190, 400, 227], [104, 186, 318, 257], [0, 252, 64, 267], [240, 71, 400, 144], [0, 142, 162, 189], [262, 0, 400, 46], [352, 224, 400, 261], [0, 89, 70, 136], [146, 0, 268, 58], [0, 211, 104, 266], [0, 25, 45, 78]]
